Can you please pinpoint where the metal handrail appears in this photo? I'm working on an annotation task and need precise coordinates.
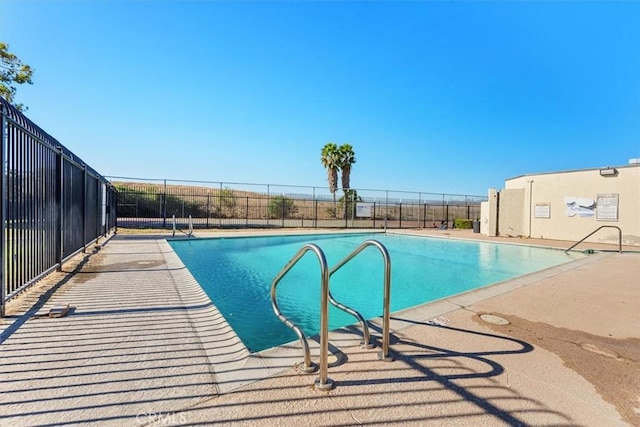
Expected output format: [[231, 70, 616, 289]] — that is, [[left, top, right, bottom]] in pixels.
[[172, 215, 194, 238], [327, 292, 373, 349], [329, 239, 393, 361], [565, 226, 622, 254], [270, 243, 334, 390]]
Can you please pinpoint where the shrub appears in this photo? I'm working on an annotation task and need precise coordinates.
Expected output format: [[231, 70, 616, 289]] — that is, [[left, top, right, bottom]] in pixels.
[[268, 195, 297, 219], [454, 218, 473, 229]]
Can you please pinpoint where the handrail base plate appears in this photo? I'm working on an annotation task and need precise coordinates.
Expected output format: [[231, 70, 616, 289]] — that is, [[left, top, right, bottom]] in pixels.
[[314, 378, 335, 391], [296, 362, 318, 374], [378, 351, 394, 362]]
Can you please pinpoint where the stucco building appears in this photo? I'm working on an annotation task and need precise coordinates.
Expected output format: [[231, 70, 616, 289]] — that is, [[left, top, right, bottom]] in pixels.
[[481, 160, 640, 246]]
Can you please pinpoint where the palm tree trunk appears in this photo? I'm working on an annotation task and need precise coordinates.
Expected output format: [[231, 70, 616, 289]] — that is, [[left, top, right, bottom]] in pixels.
[[332, 191, 336, 218]]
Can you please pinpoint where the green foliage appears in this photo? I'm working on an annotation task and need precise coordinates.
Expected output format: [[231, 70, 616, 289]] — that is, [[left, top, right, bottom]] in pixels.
[[454, 218, 473, 229], [114, 183, 208, 219], [321, 143, 340, 197], [321, 142, 356, 218], [338, 189, 362, 219], [338, 143, 356, 191], [268, 195, 297, 219], [218, 187, 236, 216], [0, 42, 34, 111]]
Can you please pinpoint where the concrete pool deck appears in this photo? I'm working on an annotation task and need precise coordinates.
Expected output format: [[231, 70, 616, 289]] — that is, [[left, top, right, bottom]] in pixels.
[[0, 228, 638, 426]]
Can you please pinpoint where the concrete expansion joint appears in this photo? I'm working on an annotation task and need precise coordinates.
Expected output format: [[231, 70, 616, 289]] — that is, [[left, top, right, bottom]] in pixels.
[[328, 394, 365, 424], [139, 395, 221, 427]]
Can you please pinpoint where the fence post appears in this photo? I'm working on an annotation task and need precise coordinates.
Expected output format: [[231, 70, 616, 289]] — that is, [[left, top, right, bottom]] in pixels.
[[0, 108, 6, 317], [246, 196, 249, 227], [82, 165, 87, 253], [111, 187, 117, 233], [314, 198, 318, 228], [218, 182, 222, 228], [373, 201, 376, 228], [99, 181, 104, 237], [281, 194, 285, 227], [384, 191, 388, 230], [266, 184, 270, 228], [162, 179, 167, 229], [206, 193, 210, 228], [417, 193, 421, 229], [312, 187, 316, 228], [56, 148, 63, 270], [350, 190, 355, 228], [423, 203, 427, 228], [399, 202, 402, 229], [344, 193, 348, 228], [109, 181, 114, 232]]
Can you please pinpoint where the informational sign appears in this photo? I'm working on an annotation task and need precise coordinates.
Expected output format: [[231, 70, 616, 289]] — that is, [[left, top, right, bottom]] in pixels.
[[356, 203, 373, 218], [596, 193, 619, 221], [534, 203, 550, 219]]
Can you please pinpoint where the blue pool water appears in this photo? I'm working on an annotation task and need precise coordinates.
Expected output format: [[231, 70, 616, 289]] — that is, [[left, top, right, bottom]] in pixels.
[[169, 232, 584, 352]]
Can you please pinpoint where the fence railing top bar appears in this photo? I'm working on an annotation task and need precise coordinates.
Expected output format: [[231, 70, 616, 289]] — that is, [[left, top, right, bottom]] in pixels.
[[107, 176, 323, 191], [108, 176, 488, 202], [1, 96, 112, 186], [348, 186, 480, 197], [109, 178, 171, 185]]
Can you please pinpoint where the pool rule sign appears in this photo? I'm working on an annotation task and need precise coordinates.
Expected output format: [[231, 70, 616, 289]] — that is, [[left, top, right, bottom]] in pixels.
[[596, 193, 619, 221], [356, 203, 373, 218]]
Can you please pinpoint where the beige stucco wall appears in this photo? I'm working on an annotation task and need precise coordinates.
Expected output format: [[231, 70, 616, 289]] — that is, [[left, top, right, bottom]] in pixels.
[[502, 164, 640, 246], [497, 188, 526, 237], [480, 189, 499, 236]]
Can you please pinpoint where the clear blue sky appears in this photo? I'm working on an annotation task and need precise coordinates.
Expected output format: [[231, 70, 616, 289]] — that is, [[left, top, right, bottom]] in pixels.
[[1, 1, 638, 197]]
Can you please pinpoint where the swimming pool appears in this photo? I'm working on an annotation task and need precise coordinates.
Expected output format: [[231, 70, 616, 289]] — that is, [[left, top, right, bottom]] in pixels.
[[169, 232, 585, 352]]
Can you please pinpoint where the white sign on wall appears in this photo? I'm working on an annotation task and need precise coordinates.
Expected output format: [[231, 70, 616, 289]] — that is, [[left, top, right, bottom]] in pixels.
[[356, 203, 373, 218], [534, 203, 551, 219], [564, 196, 596, 217], [596, 193, 619, 221]]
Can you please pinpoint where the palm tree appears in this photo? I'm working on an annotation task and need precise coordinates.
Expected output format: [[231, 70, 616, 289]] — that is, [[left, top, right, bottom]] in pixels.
[[338, 144, 356, 196], [321, 143, 341, 214]]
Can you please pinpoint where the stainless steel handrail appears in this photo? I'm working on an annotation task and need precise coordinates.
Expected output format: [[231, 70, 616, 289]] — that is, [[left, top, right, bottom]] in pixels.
[[188, 215, 193, 237], [172, 215, 176, 236], [270, 243, 334, 390], [329, 239, 393, 361], [565, 226, 622, 253], [327, 291, 373, 349]]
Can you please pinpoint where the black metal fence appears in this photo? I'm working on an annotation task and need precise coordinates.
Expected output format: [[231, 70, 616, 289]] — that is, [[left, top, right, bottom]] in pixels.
[[110, 177, 486, 231], [1, 97, 117, 316]]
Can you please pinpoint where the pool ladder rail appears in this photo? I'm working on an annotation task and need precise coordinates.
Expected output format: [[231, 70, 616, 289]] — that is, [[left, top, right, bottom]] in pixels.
[[270, 239, 393, 391], [565, 225, 622, 253], [171, 214, 194, 238]]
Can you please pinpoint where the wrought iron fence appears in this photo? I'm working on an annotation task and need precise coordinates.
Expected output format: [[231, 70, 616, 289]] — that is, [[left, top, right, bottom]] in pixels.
[[1, 97, 117, 316], [110, 177, 486, 231]]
